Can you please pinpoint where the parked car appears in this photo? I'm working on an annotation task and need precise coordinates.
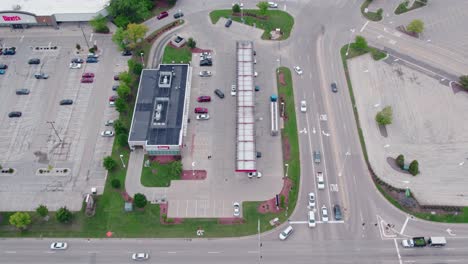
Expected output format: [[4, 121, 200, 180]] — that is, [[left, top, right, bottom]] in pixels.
[[334, 204, 343, 220], [300, 100, 307, 112], [331, 82, 338, 93], [86, 57, 98, 63], [255, 85, 260, 92], [194, 107, 208, 114], [87, 53, 99, 58], [112, 85, 119, 91], [200, 59, 212, 66], [59, 99, 73, 105], [247, 171, 262, 178], [81, 77, 94, 83], [225, 18, 233, 28], [101, 130, 115, 137], [114, 75, 120, 81], [196, 114, 210, 120], [3, 49, 16, 55], [69, 63, 82, 69], [199, 70, 212, 77], [321, 205, 329, 222], [0, 64, 8, 69], [231, 85, 236, 96], [294, 66, 303, 75], [50, 242, 68, 250], [15, 89, 30, 95], [254, 71, 258, 77], [173, 11, 184, 19], [105, 120, 115, 126], [132, 253, 149, 261], [279, 225, 293, 240], [268, 1, 278, 8], [157, 11, 169, 20], [71, 58, 84, 63], [8, 111, 22, 118], [109, 95, 118, 102], [0, 69, 5, 75], [34, 73, 49, 79], [308, 211, 316, 228], [197, 96, 211, 102], [256, 152, 262, 158], [82, 72, 95, 78], [233, 202, 240, 217], [109, 101, 115, 107], [28, 58, 41, 64], [308, 192, 315, 208], [214, 89, 225, 99]]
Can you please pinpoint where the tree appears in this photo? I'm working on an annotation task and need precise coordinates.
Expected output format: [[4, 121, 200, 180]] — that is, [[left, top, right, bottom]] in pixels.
[[113, 119, 128, 135], [124, 23, 148, 49], [116, 133, 129, 148], [187, 38, 196, 49], [76, 43, 81, 50], [128, 59, 143, 75], [257, 2, 269, 15], [232, 4, 241, 13], [9, 212, 31, 230], [170, 161, 182, 176], [396, 154, 405, 169], [407, 19, 424, 34], [115, 97, 128, 113], [118, 71, 132, 86], [375, 106, 393, 126], [112, 27, 127, 50], [36, 205, 49, 218], [108, 0, 153, 27], [89, 14, 109, 33], [133, 193, 148, 208], [56, 207, 72, 223], [103, 156, 117, 171], [111, 179, 121, 189], [408, 160, 419, 176], [459, 75, 468, 90], [353, 36, 368, 52]]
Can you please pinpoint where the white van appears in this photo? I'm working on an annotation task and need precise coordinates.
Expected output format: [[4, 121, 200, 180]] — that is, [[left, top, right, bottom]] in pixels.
[[428, 237, 446, 247], [308, 211, 316, 228], [279, 225, 293, 240]]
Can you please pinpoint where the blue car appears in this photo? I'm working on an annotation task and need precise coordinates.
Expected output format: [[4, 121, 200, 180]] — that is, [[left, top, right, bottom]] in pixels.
[[0, 69, 5, 75], [86, 57, 98, 63]]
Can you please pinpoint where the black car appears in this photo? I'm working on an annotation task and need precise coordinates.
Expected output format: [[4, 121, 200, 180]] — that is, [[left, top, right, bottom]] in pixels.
[[0, 64, 7, 69], [59, 99, 73, 105], [225, 18, 232, 28], [333, 204, 342, 220], [16, 89, 30, 95], [86, 57, 98, 63], [71, 58, 84, 63], [122, 50, 132, 56], [34, 73, 49, 79], [28, 58, 41, 64], [214, 89, 225, 99], [331, 82, 338, 93], [8, 111, 22, 118], [173, 11, 184, 19], [256, 152, 262, 158], [3, 49, 16, 55], [200, 59, 212, 66], [112, 85, 119, 91]]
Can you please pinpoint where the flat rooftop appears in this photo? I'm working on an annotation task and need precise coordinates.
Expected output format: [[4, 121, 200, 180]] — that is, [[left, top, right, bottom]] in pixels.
[[129, 65, 189, 146], [0, 0, 109, 16]]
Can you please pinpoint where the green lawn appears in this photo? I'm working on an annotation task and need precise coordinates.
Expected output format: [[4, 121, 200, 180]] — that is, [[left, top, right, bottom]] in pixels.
[[141, 159, 181, 187], [395, 0, 427, 15], [209, 10, 294, 40], [162, 45, 192, 64], [360, 0, 383, 21]]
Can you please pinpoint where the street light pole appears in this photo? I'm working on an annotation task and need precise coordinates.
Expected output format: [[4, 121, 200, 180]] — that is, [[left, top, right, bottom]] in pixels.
[[345, 28, 356, 56], [285, 163, 289, 177], [140, 52, 144, 68], [119, 154, 126, 168]]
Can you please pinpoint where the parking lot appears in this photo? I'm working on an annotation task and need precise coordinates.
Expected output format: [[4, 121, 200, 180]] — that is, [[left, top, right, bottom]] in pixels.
[[348, 54, 468, 206], [0, 25, 127, 211], [165, 19, 284, 218]]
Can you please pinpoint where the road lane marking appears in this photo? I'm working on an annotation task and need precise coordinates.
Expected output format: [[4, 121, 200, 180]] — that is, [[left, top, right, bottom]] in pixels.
[[393, 238, 403, 264], [168, 251, 177, 254], [400, 216, 410, 234], [208, 251, 220, 254], [5, 251, 16, 254], [247, 251, 259, 254], [360, 21, 369, 32]]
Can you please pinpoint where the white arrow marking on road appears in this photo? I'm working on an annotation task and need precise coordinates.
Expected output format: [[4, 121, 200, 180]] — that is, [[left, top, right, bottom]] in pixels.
[[89, 33, 93, 42], [446, 228, 456, 236], [384, 144, 390, 148], [312, 127, 316, 134], [364, 69, 369, 73], [360, 21, 369, 32], [374, 103, 380, 108], [192, 162, 196, 166], [459, 162, 464, 166], [402, 180, 410, 184], [322, 131, 330, 137], [299, 128, 307, 134]]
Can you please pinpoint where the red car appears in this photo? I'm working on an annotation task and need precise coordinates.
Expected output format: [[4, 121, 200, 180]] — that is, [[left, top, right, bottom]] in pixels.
[[82, 72, 95, 78], [157, 11, 169, 20], [197, 96, 211, 102], [109, 95, 118, 102], [81, 78, 94, 83], [113, 74, 120, 81], [194, 107, 208, 114]]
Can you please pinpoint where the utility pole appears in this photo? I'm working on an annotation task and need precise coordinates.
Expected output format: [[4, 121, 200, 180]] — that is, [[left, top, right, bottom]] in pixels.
[[47, 121, 62, 142]]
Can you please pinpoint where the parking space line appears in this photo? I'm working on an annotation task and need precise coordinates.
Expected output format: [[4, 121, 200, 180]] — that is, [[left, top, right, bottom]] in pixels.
[[213, 200, 216, 216], [185, 200, 189, 217], [195, 200, 198, 217]]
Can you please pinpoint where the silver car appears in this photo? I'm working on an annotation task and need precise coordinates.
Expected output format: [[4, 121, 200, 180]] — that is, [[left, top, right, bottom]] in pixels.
[[132, 253, 149, 261]]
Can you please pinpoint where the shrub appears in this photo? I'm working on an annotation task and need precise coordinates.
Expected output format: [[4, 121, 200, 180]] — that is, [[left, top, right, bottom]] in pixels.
[[117, 133, 129, 148], [133, 193, 148, 208], [459, 75, 468, 90], [375, 106, 393, 125], [407, 19, 424, 34], [89, 14, 109, 33], [280, 195, 285, 208], [111, 179, 121, 189], [76, 44, 81, 50], [232, 4, 241, 13], [56, 207, 72, 223], [8, 168, 14, 173], [396, 154, 405, 169], [352, 36, 369, 52], [395, 1, 409, 14], [187, 37, 196, 49], [9, 212, 32, 230], [89, 47, 95, 54], [409, 160, 419, 176], [36, 205, 49, 217], [103, 156, 117, 171]]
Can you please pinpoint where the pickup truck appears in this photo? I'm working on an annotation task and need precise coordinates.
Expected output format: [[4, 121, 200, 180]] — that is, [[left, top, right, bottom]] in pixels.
[[317, 172, 325, 190], [401, 237, 427, 248]]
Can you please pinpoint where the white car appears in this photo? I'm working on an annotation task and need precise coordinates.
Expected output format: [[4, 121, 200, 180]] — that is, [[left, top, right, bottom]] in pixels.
[[199, 70, 212, 77], [233, 202, 240, 217], [247, 171, 262, 178], [196, 114, 210, 120], [294, 66, 303, 75], [300, 100, 307, 112], [50, 242, 68, 250], [279, 225, 293, 240], [109, 101, 115, 107], [101, 130, 114, 137], [105, 119, 114, 126], [321, 205, 329, 222], [317, 172, 325, 190], [69, 63, 82, 69], [268, 1, 278, 8], [308, 211, 316, 228], [254, 71, 258, 77], [232, 2, 244, 7], [199, 52, 211, 57], [132, 253, 149, 261], [308, 192, 315, 208], [231, 85, 236, 96]]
